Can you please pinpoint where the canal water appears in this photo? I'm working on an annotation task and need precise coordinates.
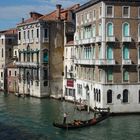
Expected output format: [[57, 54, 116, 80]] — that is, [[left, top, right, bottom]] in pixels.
[[0, 92, 140, 140]]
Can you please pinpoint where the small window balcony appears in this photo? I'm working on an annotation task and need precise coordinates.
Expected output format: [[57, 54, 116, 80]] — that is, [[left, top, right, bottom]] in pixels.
[[95, 59, 115, 65], [96, 36, 102, 43], [122, 36, 131, 42], [43, 38, 49, 43], [82, 38, 90, 44], [74, 58, 96, 65], [122, 59, 131, 65], [106, 36, 115, 42], [90, 37, 96, 43]]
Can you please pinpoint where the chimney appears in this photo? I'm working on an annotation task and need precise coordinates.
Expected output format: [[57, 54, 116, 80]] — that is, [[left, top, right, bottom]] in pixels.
[[22, 18, 24, 23], [56, 4, 61, 20]]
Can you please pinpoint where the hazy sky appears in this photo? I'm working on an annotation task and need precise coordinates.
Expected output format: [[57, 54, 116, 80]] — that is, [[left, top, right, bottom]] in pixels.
[[0, 0, 88, 30]]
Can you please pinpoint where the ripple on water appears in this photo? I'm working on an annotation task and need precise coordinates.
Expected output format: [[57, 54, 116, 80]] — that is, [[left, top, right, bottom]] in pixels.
[[0, 93, 140, 140]]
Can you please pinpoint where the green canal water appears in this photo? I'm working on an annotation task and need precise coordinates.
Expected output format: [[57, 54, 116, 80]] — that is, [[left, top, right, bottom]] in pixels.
[[0, 92, 140, 140]]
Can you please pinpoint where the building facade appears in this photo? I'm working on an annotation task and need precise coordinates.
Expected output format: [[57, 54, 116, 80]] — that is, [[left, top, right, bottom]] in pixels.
[[16, 4, 79, 98], [16, 12, 49, 97], [0, 29, 17, 92], [63, 41, 76, 101], [74, 0, 140, 113]]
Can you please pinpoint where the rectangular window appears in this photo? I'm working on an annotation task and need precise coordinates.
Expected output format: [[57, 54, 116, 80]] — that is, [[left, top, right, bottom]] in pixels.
[[2, 48, 3, 58], [18, 32, 21, 40], [81, 14, 84, 24], [37, 29, 39, 38], [1, 72, 3, 78], [123, 6, 129, 17], [44, 70, 48, 80], [99, 7, 102, 17], [77, 84, 82, 95], [107, 69, 113, 82], [31, 30, 34, 38], [139, 91, 140, 103], [107, 6, 113, 17], [15, 71, 17, 76], [99, 70, 101, 82], [27, 30, 30, 39], [9, 71, 11, 76], [93, 69, 95, 80], [2, 39, 3, 44], [24, 31, 26, 39], [123, 70, 129, 82], [93, 10, 96, 20], [44, 29, 48, 38]]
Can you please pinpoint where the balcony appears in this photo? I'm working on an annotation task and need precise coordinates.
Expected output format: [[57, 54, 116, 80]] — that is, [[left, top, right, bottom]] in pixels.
[[122, 59, 132, 65], [96, 36, 102, 43], [106, 36, 115, 42], [95, 59, 116, 65], [74, 59, 96, 65], [15, 62, 39, 68], [43, 38, 49, 43], [82, 39, 90, 44], [122, 36, 131, 42], [90, 37, 96, 43]]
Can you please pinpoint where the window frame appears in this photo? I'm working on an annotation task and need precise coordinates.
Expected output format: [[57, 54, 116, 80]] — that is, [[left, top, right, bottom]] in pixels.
[[107, 68, 113, 82], [106, 22, 113, 37], [93, 9, 96, 20], [122, 6, 130, 18], [107, 89, 113, 104], [122, 89, 129, 103], [106, 5, 114, 17], [123, 69, 129, 83], [122, 22, 130, 37]]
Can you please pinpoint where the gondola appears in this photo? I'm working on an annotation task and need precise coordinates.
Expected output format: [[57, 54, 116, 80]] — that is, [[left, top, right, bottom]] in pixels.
[[53, 112, 110, 129]]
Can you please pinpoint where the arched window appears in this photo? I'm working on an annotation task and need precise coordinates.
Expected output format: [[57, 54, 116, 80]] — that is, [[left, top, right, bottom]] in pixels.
[[123, 70, 129, 82], [107, 23, 113, 36], [43, 51, 48, 63], [107, 68, 113, 82], [123, 44, 129, 59], [107, 89, 112, 103], [123, 89, 128, 103], [99, 23, 102, 36], [107, 45, 113, 59], [92, 25, 96, 37], [123, 23, 129, 37]]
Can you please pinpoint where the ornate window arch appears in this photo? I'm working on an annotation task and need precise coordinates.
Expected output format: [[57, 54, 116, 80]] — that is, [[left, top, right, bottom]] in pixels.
[[123, 89, 129, 103], [122, 22, 130, 37], [107, 22, 113, 36], [107, 89, 112, 103]]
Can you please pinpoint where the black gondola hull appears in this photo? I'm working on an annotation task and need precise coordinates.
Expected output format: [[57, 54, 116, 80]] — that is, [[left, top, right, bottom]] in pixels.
[[53, 113, 110, 129]]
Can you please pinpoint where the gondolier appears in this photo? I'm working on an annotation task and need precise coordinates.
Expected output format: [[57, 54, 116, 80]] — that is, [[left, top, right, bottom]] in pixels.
[[63, 112, 67, 124]]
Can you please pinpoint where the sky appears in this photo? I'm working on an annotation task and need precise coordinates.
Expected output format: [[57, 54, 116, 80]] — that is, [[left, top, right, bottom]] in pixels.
[[0, 0, 89, 31]]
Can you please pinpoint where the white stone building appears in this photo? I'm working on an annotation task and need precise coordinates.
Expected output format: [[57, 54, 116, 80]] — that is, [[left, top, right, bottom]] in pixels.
[[74, 0, 140, 113]]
